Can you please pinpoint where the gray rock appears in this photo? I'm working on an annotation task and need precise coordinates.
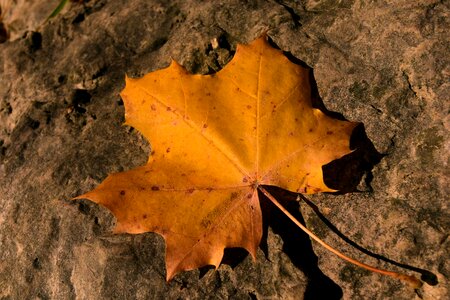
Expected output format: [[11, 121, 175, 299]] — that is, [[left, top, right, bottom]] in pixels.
[[0, 0, 447, 299]]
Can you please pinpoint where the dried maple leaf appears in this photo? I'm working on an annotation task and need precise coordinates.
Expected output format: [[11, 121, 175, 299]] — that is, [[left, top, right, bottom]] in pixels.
[[76, 37, 421, 287]]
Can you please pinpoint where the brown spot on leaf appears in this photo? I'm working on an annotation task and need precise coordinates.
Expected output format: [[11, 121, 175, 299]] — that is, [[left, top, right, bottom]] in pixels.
[[167, 107, 172, 111], [120, 190, 126, 196], [187, 188, 195, 194], [151, 104, 157, 111], [166, 147, 171, 153], [327, 131, 333, 135], [230, 192, 238, 199], [151, 186, 160, 191], [143, 214, 147, 219], [203, 124, 208, 129], [201, 219, 212, 228], [247, 105, 252, 109]]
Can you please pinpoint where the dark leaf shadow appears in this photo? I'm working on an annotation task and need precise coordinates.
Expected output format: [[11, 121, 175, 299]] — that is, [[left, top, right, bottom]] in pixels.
[[322, 122, 383, 193], [260, 186, 343, 300]]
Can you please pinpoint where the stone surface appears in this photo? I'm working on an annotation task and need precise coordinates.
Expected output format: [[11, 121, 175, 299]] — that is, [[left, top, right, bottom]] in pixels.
[[0, 0, 448, 299]]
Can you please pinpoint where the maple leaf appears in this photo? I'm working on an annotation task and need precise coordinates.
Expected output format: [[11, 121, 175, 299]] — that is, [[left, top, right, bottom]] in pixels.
[[76, 37, 421, 287], [77, 36, 356, 279]]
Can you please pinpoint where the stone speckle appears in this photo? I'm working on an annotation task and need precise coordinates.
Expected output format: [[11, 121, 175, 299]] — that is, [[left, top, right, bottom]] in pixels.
[[0, 0, 447, 299]]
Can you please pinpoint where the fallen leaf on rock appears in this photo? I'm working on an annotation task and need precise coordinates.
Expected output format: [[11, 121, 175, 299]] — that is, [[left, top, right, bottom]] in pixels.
[[76, 37, 421, 286], [76, 36, 356, 279]]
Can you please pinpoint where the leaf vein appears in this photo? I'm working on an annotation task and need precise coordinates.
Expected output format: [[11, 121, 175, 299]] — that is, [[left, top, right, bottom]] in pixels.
[[261, 136, 325, 181], [259, 85, 298, 119], [172, 190, 250, 271], [137, 85, 251, 178]]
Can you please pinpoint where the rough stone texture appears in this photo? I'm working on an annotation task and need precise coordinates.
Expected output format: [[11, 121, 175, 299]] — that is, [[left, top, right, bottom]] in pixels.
[[0, 0, 448, 299], [0, 0, 61, 40]]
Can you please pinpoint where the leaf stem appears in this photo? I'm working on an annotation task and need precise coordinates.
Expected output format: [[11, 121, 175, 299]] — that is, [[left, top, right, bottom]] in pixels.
[[258, 186, 422, 288]]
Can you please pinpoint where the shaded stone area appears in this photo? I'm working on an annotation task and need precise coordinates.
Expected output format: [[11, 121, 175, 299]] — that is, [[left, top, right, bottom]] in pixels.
[[0, 0, 447, 299]]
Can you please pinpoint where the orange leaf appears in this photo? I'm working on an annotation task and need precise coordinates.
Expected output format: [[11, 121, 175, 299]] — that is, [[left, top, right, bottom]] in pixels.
[[76, 36, 357, 280]]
